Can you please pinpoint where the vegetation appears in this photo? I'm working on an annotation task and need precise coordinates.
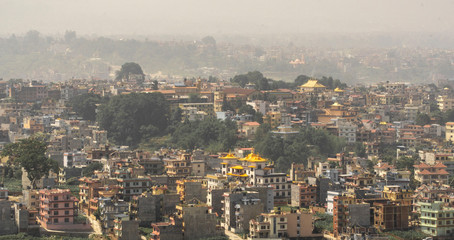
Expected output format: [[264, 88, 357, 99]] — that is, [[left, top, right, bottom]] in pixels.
[[1, 137, 58, 189], [68, 93, 107, 121], [97, 92, 170, 147], [415, 112, 431, 126], [387, 230, 430, 240], [82, 162, 104, 177], [171, 118, 238, 153], [0, 233, 93, 240], [254, 128, 346, 172], [230, 71, 347, 91], [313, 213, 333, 233], [115, 62, 145, 84]]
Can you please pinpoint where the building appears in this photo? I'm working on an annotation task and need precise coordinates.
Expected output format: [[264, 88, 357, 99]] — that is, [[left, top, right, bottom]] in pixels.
[[373, 201, 410, 231], [113, 214, 139, 240], [419, 201, 454, 238], [37, 189, 84, 231], [333, 194, 371, 237], [413, 162, 449, 185], [291, 183, 317, 208], [0, 200, 17, 235], [176, 200, 221, 240], [224, 190, 265, 233], [437, 95, 454, 111], [446, 122, 454, 143], [249, 210, 314, 239], [78, 177, 103, 215]]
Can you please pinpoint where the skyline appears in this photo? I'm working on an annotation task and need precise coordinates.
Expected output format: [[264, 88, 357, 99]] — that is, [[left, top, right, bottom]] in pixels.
[[1, 0, 454, 36]]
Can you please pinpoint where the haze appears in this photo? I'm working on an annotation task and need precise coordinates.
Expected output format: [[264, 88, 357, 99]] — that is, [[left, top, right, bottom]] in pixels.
[[1, 0, 454, 36]]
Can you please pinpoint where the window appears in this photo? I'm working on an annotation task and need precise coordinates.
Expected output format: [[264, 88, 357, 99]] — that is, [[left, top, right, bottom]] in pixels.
[[65, 211, 69, 215], [54, 218, 58, 223], [54, 196, 58, 201], [54, 204, 58, 208], [64, 203, 69, 208], [65, 218, 69, 223], [54, 211, 58, 215]]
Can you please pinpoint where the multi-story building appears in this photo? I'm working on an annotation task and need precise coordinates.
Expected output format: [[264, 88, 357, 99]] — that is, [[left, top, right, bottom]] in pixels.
[[373, 201, 410, 231], [333, 194, 371, 237], [37, 189, 78, 230], [382, 185, 413, 206], [164, 153, 192, 177], [437, 95, 454, 111], [446, 122, 454, 143], [290, 183, 317, 208], [249, 210, 314, 239], [223, 190, 265, 233], [419, 201, 454, 238], [413, 162, 449, 185], [78, 177, 103, 215], [113, 214, 139, 240], [176, 201, 221, 240]]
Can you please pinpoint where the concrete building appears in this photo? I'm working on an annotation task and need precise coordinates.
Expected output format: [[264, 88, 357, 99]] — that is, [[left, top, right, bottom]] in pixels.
[[446, 122, 454, 143], [0, 200, 17, 235], [37, 189, 86, 231], [113, 214, 139, 240], [291, 183, 316, 208], [224, 190, 264, 233], [373, 201, 410, 231], [419, 201, 454, 238], [176, 201, 221, 240], [249, 210, 314, 239], [130, 192, 164, 227]]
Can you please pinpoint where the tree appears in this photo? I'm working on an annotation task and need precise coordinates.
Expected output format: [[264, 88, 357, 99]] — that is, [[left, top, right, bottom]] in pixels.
[[82, 162, 103, 177], [115, 62, 145, 83], [68, 93, 106, 121], [1, 137, 58, 189], [97, 93, 170, 147], [415, 113, 431, 126]]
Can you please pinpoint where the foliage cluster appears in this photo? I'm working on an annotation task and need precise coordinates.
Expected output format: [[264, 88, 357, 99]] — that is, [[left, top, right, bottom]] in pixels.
[[171, 118, 238, 153], [254, 128, 346, 172], [1, 137, 58, 189], [387, 230, 430, 240], [68, 93, 107, 121], [82, 162, 104, 177], [97, 92, 170, 147], [231, 71, 346, 91], [313, 213, 333, 233]]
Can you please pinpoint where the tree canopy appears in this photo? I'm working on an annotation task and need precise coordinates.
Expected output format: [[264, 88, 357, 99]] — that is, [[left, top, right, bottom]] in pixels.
[[68, 93, 107, 121], [97, 92, 170, 147], [115, 62, 145, 82], [254, 128, 346, 172], [1, 137, 58, 189], [171, 118, 238, 153]]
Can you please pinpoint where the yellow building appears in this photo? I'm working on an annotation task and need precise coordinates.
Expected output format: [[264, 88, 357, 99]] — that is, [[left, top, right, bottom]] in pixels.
[[382, 185, 413, 206], [446, 122, 454, 142]]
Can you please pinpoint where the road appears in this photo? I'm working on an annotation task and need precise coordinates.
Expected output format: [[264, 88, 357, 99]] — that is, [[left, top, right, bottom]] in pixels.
[[224, 229, 244, 240]]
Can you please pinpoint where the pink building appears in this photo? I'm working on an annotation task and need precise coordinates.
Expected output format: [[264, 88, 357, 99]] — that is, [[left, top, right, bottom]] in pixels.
[[38, 188, 89, 231]]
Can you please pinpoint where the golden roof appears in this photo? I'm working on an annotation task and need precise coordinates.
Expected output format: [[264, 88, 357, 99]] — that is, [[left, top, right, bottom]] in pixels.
[[231, 165, 244, 170], [220, 152, 237, 160], [301, 80, 326, 88], [334, 87, 345, 92], [239, 152, 268, 163], [331, 102, 343, 107]]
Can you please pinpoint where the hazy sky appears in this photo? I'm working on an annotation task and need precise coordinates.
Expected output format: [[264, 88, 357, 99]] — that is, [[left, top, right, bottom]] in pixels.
[[1, 0, 454, 36]]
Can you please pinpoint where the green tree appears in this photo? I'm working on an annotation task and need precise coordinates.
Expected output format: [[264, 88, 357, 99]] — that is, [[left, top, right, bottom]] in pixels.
[[1, 137, 58, 189], [82, 162, 104, 177], [68, 93, 106, 121], [415, 113, 431, 126], [97, 93, 170, 147], [116, 62, 145, 83]]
